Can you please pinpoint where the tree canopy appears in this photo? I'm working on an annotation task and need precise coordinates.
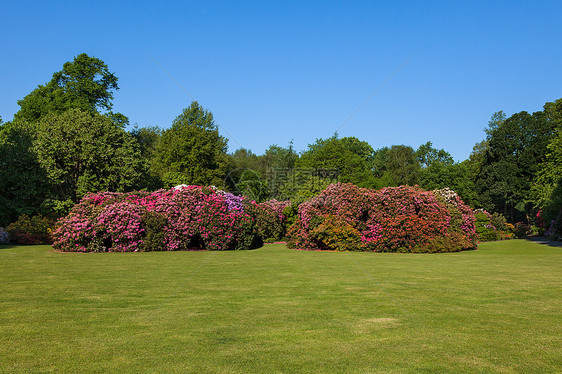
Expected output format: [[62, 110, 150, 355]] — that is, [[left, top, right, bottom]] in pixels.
[[152, 102, 230, 188], [15, 53, 119, 122]]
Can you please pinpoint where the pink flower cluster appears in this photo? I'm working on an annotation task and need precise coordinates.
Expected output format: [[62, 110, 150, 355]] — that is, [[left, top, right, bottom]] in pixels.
[[287, 183, 477, 253], [52, 186, 275, 252]]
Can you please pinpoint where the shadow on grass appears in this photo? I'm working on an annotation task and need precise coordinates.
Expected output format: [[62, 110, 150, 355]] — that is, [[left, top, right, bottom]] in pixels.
[[526, 237, 562, 248], [0, 244, 19, 250]]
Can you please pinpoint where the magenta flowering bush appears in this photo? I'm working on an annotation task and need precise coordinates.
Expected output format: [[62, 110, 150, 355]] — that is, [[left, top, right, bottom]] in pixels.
[[52, 186, 271, 252], [286, 183, 477, 253]]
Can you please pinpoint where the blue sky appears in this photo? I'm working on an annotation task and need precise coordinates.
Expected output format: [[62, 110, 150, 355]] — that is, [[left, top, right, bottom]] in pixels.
[[2, 0, 561, 161]]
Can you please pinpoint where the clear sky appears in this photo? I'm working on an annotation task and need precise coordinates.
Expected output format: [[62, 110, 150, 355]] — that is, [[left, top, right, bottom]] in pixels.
[[1, 0, 561, 161]]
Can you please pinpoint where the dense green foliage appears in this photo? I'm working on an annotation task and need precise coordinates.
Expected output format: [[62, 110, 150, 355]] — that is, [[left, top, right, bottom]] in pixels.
[[35, 109, 147, 201], [0, 121, 48, 225], [151, 102, 230, 188], [15, 53, 119, 122]]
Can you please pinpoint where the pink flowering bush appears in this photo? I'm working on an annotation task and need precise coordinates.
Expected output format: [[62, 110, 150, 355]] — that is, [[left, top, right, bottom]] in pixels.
[[53, 186, 272, 252], [287, 183, 477, 253]]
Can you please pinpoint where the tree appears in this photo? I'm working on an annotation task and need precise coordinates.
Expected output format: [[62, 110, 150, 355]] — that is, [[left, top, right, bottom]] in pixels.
[[416, 141, 453, 168], [131, 125, 162, 161], [530, 99, 562, 222], [263, 142, 299, 170], [297, 135, 375, 188], [151, 102, 230, 188], [476, 106, 557, 221], [373, 145, 420, 187], [33, 109, 146, 202], [0, 121, 48, 225], [15, 53, 119, 122]]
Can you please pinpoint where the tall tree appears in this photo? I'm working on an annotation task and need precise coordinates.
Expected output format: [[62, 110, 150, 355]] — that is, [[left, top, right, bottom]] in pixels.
[[151, 102, 229, 188], [530, 98, 562, 221], [15, 53, 119, 122], [416, 141, 454, 169], [373, 145, 420, 187], [0, 121, 48, 225], [476, 105, 557, 221], [33, 109, 146, 202], [297, 135, 375, 188]]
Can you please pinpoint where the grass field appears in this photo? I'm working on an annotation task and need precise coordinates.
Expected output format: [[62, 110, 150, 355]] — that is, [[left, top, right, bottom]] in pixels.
[[1, 240, 561, 373]]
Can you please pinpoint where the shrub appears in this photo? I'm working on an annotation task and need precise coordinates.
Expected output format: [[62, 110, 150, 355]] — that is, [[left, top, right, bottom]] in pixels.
[[545, 210, 562, 241], [514, 222, 531, 239], [287, 183, 476, 253], [248, 199, 291, 242], [0, 227, 9, 244], [53, 186, 264, 252], [473, 209, 499, 242], [6, 215, 56, 245]]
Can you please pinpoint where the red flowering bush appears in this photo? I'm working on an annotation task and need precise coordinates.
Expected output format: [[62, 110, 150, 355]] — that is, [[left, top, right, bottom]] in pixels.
[[6, 215, 57, 245], [287, 183, 477, 253], [53, 186, 272, 252]]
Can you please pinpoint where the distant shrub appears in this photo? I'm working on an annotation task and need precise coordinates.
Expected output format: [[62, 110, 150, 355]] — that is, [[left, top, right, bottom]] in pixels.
[[287, 183, 476, 253], [474, 209, 499, 242], [0, 227, 9, 244], [514, 222, 531, 239], [545, 210, 562, 241], [246, 199, 290, 243], [6, 215, 56, 245]]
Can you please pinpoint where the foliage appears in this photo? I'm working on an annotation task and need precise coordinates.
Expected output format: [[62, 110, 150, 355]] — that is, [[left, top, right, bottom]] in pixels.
[[418, 161, 478, 207], [33, 109, 147, 201], [514, 222, 531, 239], [6, 215, 56, 245], [297, 135, 375, 188], [0, 227, 9, 244], [152, 102, 230, 188], [416, 141, 454, 168], [243, 199, 290, 243], [15, 53, 119, 122], [52, 186, 283, 252], [372, 145, 420, 187], [0, 121, 49, 225], [530, 100, 562, 228], [473, 209, 499, 242], [287, 183, 476, 252], [476, 106, 557, 221]]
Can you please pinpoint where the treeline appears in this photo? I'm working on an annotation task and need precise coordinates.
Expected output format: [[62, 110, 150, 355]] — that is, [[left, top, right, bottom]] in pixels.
[[1, 54, 561, 236]]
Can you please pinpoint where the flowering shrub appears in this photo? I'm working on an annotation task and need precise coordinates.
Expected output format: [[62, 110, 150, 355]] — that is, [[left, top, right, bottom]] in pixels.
[[545, 210, 562, 240], [53, 186, 271, 252], [248, 199, 291, 242], [473, 209, 516, 241], [6, 215, 56, 245], [0, 227, 9, 244], [514, 222, 531, 239], [287, 183, 476, 253], [473, 209, 499, 242]]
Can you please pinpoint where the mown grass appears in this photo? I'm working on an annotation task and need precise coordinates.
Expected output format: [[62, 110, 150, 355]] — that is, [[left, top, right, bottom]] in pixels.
[[0, 240, 560, 373]]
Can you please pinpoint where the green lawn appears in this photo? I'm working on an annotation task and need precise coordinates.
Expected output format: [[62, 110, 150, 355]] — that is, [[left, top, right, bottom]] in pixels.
[[1, 240, 560, 373]]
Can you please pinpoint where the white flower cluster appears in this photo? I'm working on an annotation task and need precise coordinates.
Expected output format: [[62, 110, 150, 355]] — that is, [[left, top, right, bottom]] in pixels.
[[433, 188, 459, 205], [0, 227, 10, 244]]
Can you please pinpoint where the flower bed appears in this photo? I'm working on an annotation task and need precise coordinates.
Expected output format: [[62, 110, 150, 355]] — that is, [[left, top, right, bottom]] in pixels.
[[286, 183, 477, 253], [53, 186, 286, 252]]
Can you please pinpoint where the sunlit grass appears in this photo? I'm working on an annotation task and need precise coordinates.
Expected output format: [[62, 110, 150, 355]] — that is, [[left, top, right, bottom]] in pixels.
[[1, 240, 560, 373]]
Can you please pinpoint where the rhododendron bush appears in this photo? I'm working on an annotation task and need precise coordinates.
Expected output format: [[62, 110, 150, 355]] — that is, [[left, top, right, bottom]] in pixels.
[[53, 186, 288, 252], [286, 183, 477, 253]]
